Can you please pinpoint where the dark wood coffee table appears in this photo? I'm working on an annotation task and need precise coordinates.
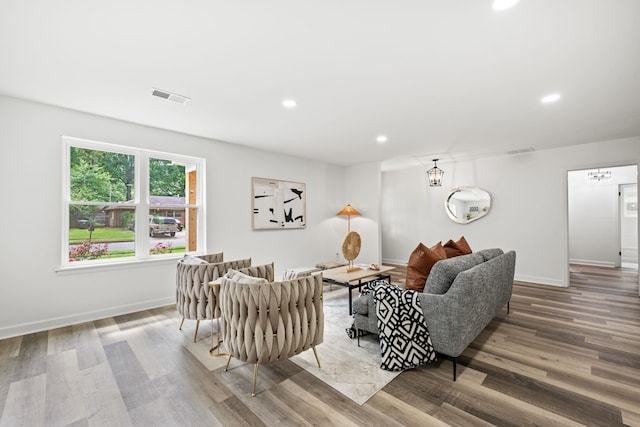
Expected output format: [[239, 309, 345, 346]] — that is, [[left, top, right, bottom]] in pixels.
[[322, 265, 395, 315]]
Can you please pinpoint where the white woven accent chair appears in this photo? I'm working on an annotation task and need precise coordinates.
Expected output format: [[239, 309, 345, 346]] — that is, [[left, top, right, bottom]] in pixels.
[[176, 253, 251, 342], [219, 264, 324, 396]]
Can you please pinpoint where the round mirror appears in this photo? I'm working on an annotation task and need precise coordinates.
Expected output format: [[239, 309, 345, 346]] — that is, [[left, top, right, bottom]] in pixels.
[[445, 187, 491, 224]]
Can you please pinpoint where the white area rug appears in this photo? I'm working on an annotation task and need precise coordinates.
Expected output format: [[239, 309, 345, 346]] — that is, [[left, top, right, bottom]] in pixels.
[[289, 286, 399, 405], [185, 285, 399, 405]]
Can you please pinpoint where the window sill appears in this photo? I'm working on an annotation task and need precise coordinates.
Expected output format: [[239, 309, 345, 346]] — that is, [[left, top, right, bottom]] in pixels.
[[56, 255, 185, 276]]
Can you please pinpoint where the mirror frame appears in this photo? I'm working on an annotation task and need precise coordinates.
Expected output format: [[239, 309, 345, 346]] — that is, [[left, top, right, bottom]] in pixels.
[[445, 186, 491, 224]]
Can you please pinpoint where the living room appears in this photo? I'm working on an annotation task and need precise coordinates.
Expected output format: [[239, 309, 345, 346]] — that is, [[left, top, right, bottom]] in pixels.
[[3, 92, 637, 338], [1, 1, 639, 425]]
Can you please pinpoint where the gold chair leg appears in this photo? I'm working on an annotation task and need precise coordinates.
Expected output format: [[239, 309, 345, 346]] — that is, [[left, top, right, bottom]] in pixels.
[[252, 364, 259, 397], [209, 318, 229, 357], [179, 317, 185, 330], [224, 354, 232, 371], [312, 346, 321, 369], [193, 319, 200, 343]]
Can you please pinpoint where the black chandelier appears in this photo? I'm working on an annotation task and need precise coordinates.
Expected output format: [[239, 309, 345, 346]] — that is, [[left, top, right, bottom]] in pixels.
[[427, 159, 444, 187]]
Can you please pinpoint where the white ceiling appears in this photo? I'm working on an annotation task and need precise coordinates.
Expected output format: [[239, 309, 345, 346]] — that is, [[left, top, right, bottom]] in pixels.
[[1, 1, 639, 169]]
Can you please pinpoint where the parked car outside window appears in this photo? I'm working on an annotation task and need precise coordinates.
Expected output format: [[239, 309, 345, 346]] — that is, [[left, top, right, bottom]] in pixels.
[[173, 218, 184, 231], [162, 217, 183, 231], [149, 216, 179, 237]]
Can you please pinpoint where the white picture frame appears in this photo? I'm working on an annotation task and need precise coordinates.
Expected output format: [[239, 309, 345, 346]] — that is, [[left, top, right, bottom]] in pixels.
[[252, 177, 306, 229]]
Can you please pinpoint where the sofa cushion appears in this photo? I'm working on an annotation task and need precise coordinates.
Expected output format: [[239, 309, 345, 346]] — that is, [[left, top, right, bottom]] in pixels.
[[405, 242, 447, 292], [475, 248, 504, 262], [181, 255, 208, 265], [425, 253, 484, 295], [443, 236, 473, 258], [283, 267, 318, 280], [225, 269, 269, 284]]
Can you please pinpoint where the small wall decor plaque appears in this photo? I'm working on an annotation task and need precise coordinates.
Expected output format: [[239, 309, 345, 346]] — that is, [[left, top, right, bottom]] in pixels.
[[252, 177, 306, 229]]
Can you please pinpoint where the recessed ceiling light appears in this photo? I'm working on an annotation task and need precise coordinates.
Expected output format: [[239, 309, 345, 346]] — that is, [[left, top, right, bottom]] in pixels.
[[541, 93, 561, 104], [282, 99, 297, 109], [492, 0, 520, 11], [376, 135, 388, 143]]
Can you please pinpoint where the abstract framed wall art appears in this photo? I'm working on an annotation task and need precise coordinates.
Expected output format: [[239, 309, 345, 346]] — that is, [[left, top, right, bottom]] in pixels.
[[252, 177, 306, 229]]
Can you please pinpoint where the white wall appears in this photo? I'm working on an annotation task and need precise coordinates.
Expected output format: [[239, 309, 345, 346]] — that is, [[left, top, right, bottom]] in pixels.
[[568, 166, 637, 267], [0, 95, 348, 339], [381, 138, 640, 287]]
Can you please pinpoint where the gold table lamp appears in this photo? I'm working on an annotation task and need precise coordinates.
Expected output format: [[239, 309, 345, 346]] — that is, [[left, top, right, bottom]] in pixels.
[[337, 204, 362, 272]]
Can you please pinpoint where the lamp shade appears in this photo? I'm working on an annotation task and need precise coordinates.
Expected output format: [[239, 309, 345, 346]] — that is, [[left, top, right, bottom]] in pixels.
[[336, 204, 362, 217]]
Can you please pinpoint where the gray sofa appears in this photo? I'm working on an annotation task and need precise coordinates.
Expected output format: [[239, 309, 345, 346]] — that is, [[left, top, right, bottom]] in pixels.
[[352, 248, 516, 380]]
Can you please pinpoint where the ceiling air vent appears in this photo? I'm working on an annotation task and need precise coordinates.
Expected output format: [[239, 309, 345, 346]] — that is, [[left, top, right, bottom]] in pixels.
[[507, 147, 535, 155], [151, 88, 190, 104]]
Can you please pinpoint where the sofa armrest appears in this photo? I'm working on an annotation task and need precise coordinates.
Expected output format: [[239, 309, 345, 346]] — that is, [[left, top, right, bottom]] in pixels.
[[353, 292, 376, 316], [352, 291, 379, 335]]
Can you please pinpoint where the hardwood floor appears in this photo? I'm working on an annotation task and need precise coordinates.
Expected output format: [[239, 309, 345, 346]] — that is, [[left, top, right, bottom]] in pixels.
[[1, 265, 638, 426]]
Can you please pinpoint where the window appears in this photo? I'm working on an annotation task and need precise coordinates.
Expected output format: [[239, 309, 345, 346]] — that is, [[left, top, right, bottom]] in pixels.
[[62, 137, 205, 268]]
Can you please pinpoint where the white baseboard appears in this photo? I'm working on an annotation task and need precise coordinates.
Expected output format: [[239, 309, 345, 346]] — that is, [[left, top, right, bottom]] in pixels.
[[569, 259, 616, 268], [382, 258, 407, 266], [514, 274, 568, 287], [0, 297, 174, 340]]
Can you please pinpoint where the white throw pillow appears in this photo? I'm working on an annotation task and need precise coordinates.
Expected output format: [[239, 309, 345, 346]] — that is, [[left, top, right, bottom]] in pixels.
[[283, 269, 297, 280], [283, 268, 315, 280], [181, 255, 207, 265], [224, 269, 241, 279], [225, 269, 268, 284]]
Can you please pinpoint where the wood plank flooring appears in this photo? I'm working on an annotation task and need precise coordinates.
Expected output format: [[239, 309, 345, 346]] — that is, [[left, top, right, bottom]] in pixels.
[[0, 264, 638, 426]]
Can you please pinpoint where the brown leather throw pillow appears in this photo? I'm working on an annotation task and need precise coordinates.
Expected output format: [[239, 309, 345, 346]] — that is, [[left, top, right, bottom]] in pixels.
[[443, 236, 473, 258], [405, 242, 447, 292]]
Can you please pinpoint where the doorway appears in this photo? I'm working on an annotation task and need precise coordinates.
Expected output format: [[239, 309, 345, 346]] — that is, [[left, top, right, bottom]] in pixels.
[[567, 165, 638, 273], [620, 183, 638, 269]]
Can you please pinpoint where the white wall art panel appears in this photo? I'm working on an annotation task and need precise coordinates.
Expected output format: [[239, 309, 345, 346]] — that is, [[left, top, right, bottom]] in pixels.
[[252, 177, 306, 229]]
